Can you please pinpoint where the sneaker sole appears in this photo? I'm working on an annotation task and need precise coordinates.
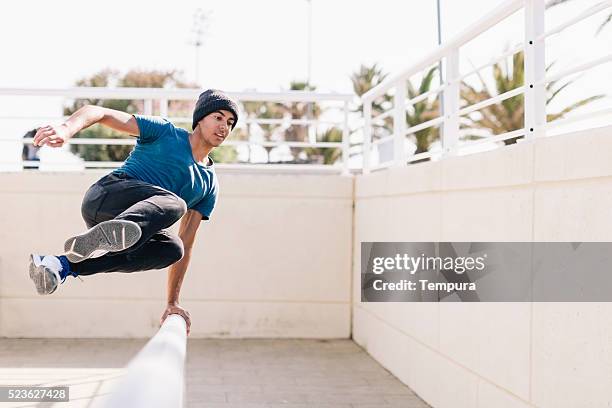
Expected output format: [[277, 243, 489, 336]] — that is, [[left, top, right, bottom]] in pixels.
[[29, 254, 58, 295], [64, 220, 142, 263]]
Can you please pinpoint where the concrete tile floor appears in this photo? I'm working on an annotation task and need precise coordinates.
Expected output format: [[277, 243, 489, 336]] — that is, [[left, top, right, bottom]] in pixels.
[[0, 338, 430, 408]]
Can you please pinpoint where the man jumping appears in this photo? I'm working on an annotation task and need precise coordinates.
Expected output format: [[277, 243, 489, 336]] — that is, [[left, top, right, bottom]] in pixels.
[[28, 89, 239, 334]]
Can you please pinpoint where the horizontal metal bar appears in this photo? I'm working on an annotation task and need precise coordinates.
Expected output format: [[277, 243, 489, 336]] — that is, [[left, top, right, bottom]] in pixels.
[[82, 161, 124, 167], [362, 0, 524, 102], [242, 118, 341, 126], [540, 54, 612, 84], [226, 140, 342, 148], [15, 137, 137, 146], [0, 87, 353, 102], [372, 134, 394, 146], [12, 137, 342, 149], [0, 115, 342, 129], [16, 161, 347, 173], [13, 161, 120, 169], [405, 116, 444, 135], [461, 128, 526, 147], [371, 108, 394, 124], [538, 0, 612, 41], [215, 163, 343, 173], [458, 86, 525, 116], [457, 43, 524, 82], [406, 86, 446, 107]]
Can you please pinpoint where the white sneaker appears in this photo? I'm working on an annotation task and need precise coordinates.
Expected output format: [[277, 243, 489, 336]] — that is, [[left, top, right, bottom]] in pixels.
[[29, 254, 62, 295], [63, 220, 142, 263]]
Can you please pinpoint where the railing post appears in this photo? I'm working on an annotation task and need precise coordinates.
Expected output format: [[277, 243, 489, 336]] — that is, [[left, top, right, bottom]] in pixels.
[[160, 98, 168, 118], [341, 100, 350, 175], [144, 99, 153, 116], [393, 81, 407, 166], [442, 49, 460, 155], [363, 100, 372, 174], [524, 0, 546, 139]]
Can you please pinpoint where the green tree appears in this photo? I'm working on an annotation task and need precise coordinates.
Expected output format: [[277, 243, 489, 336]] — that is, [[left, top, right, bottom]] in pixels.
[[239, 81, 322, 164], [461, 51, 604, 145], [350, 63, 392, 133], [65, 69, 239, 163], [406, 66, 440, 155], [350, 63, 441, 157], [304, 127, 343, 165]]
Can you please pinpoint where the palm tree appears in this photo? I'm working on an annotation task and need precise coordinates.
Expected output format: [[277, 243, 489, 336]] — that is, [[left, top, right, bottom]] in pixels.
[[281, 81, 320, 148], [461, 51, 604, 145], [241, 81, 322, 163], [406, 67, 440, 155], [350, 63, 441, 157], [241, 98, 284, 162], [64, 69, 219, 162], [351, 64, 389, 107], [304, 127, 343, 164], [350, 63, 392, 134]]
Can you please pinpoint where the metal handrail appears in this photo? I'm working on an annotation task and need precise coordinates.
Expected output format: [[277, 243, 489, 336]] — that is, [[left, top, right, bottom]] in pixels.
[[15, 137, 343, 149], [457, 86, 525, 117], [371, 107, 394, 123], [406, 85, 446, 107], [0, 87, 354, 174], [361, 0, 524, 102], [405, 117, 444, 136], [360, 0, 612, 173]]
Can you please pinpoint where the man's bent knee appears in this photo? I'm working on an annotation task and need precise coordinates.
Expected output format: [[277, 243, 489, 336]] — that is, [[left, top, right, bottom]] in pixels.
[[165, 196, 187, 223], [164, 239, 185, 265]]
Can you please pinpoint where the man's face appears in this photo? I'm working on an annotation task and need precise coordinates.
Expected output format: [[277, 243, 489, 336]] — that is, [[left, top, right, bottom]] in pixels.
[[197, 110, 235, 146]]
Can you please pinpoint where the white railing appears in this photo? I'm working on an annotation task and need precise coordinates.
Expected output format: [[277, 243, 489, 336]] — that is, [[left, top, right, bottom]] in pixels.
[[360, 0, 612, 173], [101, 314, 187, 408], [0, 88, 354, 174], [1, 0, 610, 176]]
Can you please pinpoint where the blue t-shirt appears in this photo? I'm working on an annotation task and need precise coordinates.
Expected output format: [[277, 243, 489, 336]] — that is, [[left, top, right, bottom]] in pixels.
[[113, 115, 218, 220]]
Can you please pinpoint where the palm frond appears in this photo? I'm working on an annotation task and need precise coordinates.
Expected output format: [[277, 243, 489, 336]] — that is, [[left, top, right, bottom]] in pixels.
[[547, 80, 572, 104], [596, 12, 612, 34], [546, 0, 570, 9], [553, 94, 605, 119]]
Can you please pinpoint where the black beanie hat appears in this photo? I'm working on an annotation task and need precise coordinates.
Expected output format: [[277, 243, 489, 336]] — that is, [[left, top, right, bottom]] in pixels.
[[192, 89, 239, 131]]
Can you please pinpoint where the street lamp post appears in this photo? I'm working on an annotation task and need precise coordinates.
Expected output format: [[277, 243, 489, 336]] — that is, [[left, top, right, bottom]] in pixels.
[[189, 9, 207, 85], [436, 0, 445, 128], [306, 0, 312, 85]]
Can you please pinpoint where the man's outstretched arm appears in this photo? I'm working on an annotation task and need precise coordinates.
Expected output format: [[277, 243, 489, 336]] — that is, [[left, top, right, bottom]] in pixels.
[[33, 105, 140, 147], [161, 209, 203, 335]]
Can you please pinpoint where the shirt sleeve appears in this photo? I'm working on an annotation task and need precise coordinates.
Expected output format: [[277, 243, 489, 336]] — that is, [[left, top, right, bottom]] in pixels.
[[133, 115, 172, 144], [192, 176, 219, 221]]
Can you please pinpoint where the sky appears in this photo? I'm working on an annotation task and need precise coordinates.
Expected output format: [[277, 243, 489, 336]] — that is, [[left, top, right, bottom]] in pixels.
[[1, 0, 446, 92], [0, 0, 610, 129]]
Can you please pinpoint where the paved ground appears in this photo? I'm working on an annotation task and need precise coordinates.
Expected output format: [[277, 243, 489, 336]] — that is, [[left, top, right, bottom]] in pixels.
[[0, 338, 430, 408]]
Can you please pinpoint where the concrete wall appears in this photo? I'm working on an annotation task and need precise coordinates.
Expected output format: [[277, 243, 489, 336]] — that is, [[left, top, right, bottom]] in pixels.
[[0, 171, 353, 338], [353, 125, 612, 408]]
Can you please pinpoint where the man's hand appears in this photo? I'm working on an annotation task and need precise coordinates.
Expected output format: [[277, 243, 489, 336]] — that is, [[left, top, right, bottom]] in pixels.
[[33, 124, 71, 147], [160, 303, 191, 335]]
